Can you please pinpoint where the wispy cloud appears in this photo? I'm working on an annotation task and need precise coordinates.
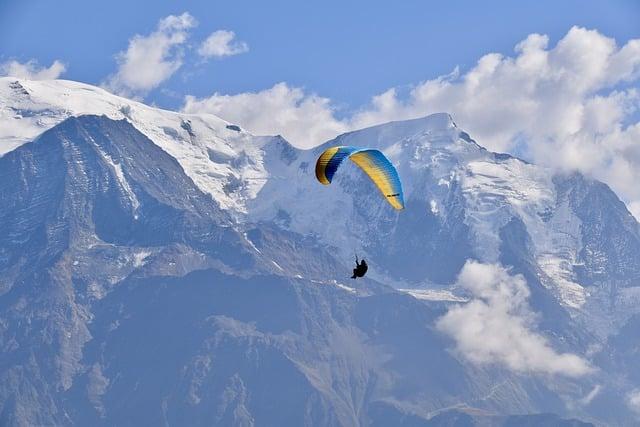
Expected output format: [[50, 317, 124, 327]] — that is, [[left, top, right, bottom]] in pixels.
[[103, 12, 196, 97], [580, 384, 602, 406], [0, 59, 66, 80], [436, 261, 593, 377], [198, 30, 248, 59], [183, 27, 640, 219]]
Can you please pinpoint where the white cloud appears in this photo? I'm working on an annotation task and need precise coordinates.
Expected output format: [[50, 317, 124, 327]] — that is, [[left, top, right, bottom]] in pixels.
[[183, 26, 640, 218], [436, 261, 593, 378], [351, 27, 640, 154], [628, 389, 640, 415], [183, 82, 349, 146], [104, 12, 196, 97], [198, 30, 248, 58], [0, 59, 66, 80]]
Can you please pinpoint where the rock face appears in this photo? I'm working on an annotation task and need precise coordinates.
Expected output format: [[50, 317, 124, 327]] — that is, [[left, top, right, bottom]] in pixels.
[[0, 79, 639, 426]]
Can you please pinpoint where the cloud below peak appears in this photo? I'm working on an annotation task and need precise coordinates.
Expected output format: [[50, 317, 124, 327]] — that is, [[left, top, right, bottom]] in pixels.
[[436, 261, 593, 378]]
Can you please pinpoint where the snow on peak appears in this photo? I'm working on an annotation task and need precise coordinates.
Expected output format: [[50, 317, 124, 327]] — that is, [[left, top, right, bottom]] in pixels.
[[248, 111, 485, 261], [0, 77, 471, 219], [246, 109, 591, 311], [0, 77, 277, 214], [321, 112, 459, 154]]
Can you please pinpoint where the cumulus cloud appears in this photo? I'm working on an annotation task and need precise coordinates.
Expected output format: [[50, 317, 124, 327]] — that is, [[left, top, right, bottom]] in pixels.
[[183, 27, 640, 219], [198, 30, 248, 58], [104, 12, 196, 97], [0, 59, 66, 80], [436, 261, 593, 377], [183, 82, 349, 146], [352, 28, 640, 150]]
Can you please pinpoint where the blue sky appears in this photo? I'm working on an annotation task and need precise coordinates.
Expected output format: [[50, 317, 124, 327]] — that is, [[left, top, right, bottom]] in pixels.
[[2, 0, 638, 111]]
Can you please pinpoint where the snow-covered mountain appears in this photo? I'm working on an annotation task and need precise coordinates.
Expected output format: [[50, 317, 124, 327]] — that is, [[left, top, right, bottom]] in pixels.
[[1, 77, 640, 426], [0, 78, 278, 215], [246, 108, 640, 331]]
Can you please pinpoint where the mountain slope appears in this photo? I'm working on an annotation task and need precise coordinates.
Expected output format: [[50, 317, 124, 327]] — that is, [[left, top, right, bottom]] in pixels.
[[249, 113, 640, 330], [0, 114, 583, 426], [0, 77, 277, 215], [1, 79, 640, 425]]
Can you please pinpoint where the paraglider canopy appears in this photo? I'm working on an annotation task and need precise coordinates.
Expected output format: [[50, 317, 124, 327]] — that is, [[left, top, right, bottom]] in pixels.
[[315, 146, 405, 210]]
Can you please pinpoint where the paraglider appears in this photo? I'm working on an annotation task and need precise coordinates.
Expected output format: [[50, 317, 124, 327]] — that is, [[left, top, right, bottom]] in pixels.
[[315, 146, 405, 210], [351, 256, 368, 279], [315, 146, 405, 279]]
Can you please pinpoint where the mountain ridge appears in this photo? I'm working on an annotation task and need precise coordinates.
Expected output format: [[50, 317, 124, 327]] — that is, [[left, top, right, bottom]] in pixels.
[[1, 79, 639, 425]]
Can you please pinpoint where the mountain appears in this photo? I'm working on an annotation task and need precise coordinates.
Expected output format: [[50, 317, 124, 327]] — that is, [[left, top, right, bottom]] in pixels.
[[1, 77, 639, 426]]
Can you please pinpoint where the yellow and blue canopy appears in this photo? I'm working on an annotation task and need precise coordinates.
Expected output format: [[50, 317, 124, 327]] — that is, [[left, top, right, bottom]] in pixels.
[[315, 146, 405, 210]]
